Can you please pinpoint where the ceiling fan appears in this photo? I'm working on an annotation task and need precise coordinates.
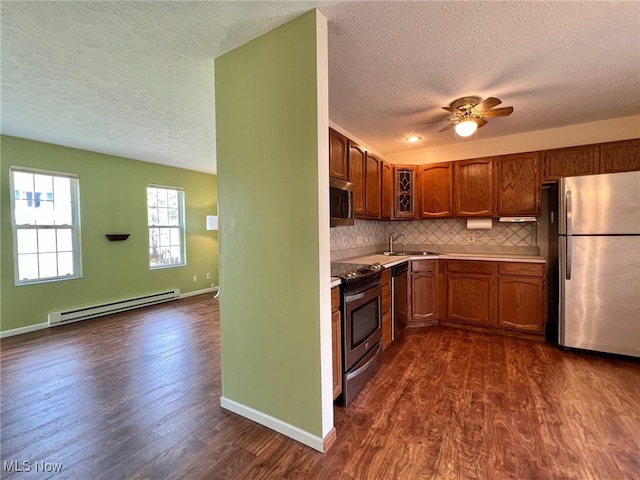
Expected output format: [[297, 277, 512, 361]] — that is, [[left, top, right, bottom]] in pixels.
[[438, 96, 514, 137]]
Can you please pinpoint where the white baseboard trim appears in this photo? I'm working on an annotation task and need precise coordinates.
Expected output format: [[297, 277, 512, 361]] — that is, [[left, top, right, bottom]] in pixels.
[[2, 289, 214, 338], [220, 396, 327, 453], [180, 287, 214, 299], [0, 322, 49, 338]]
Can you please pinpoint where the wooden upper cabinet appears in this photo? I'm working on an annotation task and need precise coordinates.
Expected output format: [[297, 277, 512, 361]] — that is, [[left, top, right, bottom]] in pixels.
[[453, 158, 493, 217], [329, 128, 349, 180], [381, 161, 393, 219], [365, 153, 381, 219], [393, 165, 418, 219], [600, 139, 640, 173], [494, 152, 540, 217], [419, 163, 453, 218], [542, 145, 600, 182], [349, 142, 366, 217]]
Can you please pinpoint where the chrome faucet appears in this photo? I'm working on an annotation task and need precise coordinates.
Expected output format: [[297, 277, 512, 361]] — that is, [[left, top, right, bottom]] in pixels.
[[388, 232, 408, 253], [398, 232, 407, 253]]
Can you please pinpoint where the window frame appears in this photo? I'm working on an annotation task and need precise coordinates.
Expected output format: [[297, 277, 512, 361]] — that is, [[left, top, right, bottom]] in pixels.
[[147, 183, 186, 270], [9, 165, 83, 286]]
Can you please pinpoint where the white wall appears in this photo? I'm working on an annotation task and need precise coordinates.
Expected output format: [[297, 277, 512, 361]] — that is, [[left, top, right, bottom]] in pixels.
[[385, 115, 640, 165]]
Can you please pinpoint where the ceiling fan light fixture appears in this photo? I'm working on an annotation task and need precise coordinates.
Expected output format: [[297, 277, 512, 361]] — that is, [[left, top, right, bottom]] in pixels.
[[454, 120, 477, 137]]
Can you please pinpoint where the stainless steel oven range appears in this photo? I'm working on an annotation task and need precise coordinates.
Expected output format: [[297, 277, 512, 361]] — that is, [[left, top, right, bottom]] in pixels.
[[331, 262, 384, 406]]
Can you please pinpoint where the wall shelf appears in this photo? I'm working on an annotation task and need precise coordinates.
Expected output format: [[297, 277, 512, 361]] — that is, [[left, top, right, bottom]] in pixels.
[[106, 234, 130, 241]]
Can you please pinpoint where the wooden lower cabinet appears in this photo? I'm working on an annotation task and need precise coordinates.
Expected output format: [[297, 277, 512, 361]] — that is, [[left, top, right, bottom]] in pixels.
[[331, 286, 342, 400], [408, 260, 437, 327], [382, 311, 392, 349], [497, 262, 545, 333], [381, 269, 392, 349], [497, 276, 544, 333], [447, 273, 495, 326], [442, 260, 545, 337]]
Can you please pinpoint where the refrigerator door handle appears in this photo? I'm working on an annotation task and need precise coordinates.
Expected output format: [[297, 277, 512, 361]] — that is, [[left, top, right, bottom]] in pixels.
[[566, 190, 572, 280]]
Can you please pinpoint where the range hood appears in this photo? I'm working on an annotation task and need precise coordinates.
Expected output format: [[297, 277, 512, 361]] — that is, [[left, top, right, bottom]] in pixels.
[[498, 217, 537, 222]]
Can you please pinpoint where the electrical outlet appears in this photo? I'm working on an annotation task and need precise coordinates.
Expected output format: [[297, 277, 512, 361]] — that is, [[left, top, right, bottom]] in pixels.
[[357, 235, 364, 245], [206, 273, 211, 280], [192, 275, 197, 282], [467, 233, 475, 243], [342, 236, 348, 247]]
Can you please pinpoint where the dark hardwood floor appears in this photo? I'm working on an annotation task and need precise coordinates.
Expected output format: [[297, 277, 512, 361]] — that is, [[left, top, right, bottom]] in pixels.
[[1, 294, 639, 479]]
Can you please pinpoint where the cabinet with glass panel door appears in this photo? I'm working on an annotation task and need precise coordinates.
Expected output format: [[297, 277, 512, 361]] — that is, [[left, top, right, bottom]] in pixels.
[[392, 165, 418, 219]]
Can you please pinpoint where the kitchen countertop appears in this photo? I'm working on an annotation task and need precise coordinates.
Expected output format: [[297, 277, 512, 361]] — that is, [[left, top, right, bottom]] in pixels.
[[333, 251, 546, 268], [330, 277, 342, 288]]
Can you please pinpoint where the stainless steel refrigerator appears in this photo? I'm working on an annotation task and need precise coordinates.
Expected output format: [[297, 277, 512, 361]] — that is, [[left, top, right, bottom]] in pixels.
[[558, 171, 640, 357]]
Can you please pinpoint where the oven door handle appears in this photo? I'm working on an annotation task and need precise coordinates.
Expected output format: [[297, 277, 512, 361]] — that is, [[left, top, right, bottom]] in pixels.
[[345, 342, 381, 381], [345, 283, 380, 300], [345, 290, 369, 303]]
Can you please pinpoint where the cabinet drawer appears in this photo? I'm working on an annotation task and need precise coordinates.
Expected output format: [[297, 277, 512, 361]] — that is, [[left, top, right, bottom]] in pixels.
[[331, 286, 340, 312], [411, 260, 437, 272], [447, 260, 497, 274], [498, 262, 544, 277], [381, 283, 391, 314]]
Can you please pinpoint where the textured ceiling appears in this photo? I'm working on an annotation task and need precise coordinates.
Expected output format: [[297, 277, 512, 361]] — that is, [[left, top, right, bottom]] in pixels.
[[2, 1, 639, 174], [325, 1, 640, 154]]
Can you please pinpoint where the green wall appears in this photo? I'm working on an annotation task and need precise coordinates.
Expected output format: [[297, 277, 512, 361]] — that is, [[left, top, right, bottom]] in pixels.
[[215, 11, 324, 437], [1, 135, 218, 333]]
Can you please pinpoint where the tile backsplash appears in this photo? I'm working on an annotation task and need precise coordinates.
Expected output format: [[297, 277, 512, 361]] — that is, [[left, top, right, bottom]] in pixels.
[[330, 221, 387, 251], [330, 218, 537, 256]]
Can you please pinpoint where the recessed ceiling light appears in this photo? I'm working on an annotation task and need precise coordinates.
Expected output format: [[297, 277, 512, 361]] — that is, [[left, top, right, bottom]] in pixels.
[[406, 135, 421, 143]]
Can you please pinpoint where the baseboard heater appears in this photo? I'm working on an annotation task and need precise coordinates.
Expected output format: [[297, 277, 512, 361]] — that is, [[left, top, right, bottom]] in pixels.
[[48, 289, 181, 327]]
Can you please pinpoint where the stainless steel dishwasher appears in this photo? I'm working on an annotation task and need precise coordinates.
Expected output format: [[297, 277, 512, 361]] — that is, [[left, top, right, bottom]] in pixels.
[[391, 262, 408, 339]]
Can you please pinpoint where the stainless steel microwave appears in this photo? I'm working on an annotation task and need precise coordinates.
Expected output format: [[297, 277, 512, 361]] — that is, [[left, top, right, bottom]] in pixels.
[[330, 177, 354, 227]]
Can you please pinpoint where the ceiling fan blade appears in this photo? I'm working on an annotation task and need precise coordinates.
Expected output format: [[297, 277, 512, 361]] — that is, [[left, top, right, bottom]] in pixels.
[[422, 117, 453, 126], [438, 123, 455, 133], [474, 97, 502, 112], [482, 106, 514, 118], [442, 106, 458, 113], [475, 118, 488, 128]]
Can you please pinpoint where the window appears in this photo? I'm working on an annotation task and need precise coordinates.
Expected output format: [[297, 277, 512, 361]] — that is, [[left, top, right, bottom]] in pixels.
[[147, 185, 185, 268], [10, 166, 82, 285]]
